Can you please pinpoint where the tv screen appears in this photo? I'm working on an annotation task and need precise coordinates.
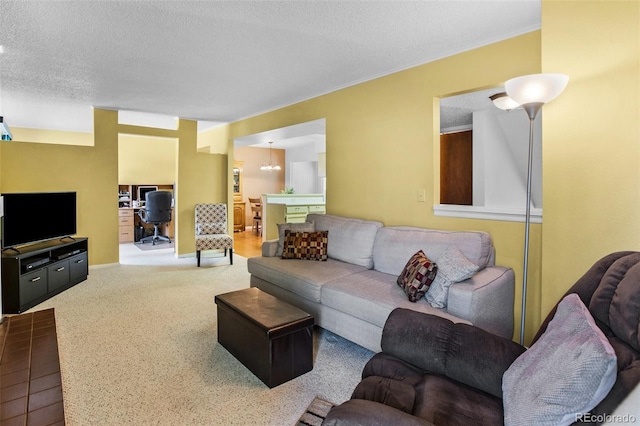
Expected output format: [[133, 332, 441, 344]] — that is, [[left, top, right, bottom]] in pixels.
[[1, 192, 77, 249]]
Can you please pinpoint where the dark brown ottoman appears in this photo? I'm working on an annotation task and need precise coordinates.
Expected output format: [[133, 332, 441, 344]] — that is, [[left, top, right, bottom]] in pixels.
[[214, 287, 314, 388]]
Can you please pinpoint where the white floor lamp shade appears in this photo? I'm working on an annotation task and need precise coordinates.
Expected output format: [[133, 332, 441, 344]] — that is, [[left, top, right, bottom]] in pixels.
[[506, 73, 569, 117]]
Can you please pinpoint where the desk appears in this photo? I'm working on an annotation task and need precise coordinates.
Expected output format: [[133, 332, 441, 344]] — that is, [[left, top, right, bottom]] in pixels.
[[118, 207, 174, 243]]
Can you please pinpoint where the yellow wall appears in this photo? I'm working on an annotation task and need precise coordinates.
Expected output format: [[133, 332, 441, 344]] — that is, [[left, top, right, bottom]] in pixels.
[[175, 119, 228, 256], [0, 110, 228, 265], [229, 32, 542, 341], [1, 108, 120, 265], [10, 127, 94, 146], [2, 2, 636, 342], [118, 134, 176, 184], [198, 124, 231, 154], [226, 3, 640, 342], [540, 2, 640, 315]]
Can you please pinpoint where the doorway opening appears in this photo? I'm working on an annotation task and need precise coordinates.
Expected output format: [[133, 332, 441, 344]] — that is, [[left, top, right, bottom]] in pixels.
[[232, 118, 326, 245]]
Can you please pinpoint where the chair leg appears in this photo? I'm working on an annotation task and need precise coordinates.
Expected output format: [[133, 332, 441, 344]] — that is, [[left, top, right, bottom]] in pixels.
[[152, 224, 170, 245], [196, 248, 232, 266], [140, 224, 171, 245]]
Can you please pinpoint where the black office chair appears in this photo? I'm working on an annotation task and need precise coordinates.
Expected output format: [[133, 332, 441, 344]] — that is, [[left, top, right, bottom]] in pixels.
[[137, 191, 172, 245]]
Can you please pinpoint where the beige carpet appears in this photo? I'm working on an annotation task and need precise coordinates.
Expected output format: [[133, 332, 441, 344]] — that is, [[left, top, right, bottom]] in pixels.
[[27, 246, 373, 425]]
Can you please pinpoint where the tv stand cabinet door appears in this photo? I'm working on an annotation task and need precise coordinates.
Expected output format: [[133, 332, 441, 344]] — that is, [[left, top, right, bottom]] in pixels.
[[69, 252, 88, 285], [19, 269, 48, 309], [48, 259, 70, 292]]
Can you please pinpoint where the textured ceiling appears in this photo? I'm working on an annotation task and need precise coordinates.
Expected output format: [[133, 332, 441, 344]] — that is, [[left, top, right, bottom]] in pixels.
[[0, 1, 540, 133], [440, 86, 510, 131]]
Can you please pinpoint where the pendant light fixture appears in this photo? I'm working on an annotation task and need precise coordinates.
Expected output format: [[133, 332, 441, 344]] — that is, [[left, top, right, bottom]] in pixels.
[[489, 92, 519, 112], [260, 141, 281, 171]]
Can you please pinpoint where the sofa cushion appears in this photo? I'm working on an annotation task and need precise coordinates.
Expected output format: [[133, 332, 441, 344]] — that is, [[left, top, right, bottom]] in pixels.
[[413, 374, 505, 425], [425, 246, 479, 308], [281, 230, 328, 261], [307, 213, 383, 269], [353, 375, 417, 414], [275, 222, 315, 257], [247, 256, 367, 303], [381, 309, 525, 399], [321, 269, 470, 328], [396, 250, 438, 302], [354, 350, 507, 426], [503, 294, 617, 426], [373, 226, 493, 276], [589, 254, 640, 352], [324, 399, 434, 426]]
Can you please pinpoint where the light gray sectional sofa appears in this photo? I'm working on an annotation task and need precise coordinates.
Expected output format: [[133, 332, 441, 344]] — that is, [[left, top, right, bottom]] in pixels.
[[247, 214, 515, 352]]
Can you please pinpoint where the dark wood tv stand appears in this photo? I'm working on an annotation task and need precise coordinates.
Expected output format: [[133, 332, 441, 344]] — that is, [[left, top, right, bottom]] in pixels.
[[2, 237, 88, 313]]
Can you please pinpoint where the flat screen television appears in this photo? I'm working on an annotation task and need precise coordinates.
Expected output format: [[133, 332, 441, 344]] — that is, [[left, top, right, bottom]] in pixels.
[[1, 192, 77, 249]]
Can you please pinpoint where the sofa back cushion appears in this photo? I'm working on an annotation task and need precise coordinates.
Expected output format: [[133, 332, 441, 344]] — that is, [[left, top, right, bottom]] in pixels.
[[372, 227, 493, 276], [532, 251, 640, 418], [307, 214, 383, 269], [589, 253, 640, 352]]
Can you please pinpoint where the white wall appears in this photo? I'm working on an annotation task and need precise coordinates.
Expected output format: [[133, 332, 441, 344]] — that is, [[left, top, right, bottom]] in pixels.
[[290, 161, 320, 193], [285, 139, 326, 193], [472, 109, 542, 209]]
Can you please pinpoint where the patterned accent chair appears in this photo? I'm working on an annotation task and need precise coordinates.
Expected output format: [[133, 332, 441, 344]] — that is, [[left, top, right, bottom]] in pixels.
[[195, 203, 233, 266]]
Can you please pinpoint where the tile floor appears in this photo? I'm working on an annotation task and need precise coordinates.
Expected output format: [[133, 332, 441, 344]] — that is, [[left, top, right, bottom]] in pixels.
[[0, 308, 65, 425]]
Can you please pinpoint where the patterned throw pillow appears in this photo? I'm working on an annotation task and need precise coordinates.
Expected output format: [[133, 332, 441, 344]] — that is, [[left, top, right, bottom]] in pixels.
[[276, 222, 315, 257], [197, 222, 226, 235], [396, 250, 438, 302], [281, 230, 329, 261]]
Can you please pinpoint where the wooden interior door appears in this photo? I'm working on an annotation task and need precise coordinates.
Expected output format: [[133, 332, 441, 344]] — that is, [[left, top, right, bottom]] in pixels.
[[440, 130, 472, 205]]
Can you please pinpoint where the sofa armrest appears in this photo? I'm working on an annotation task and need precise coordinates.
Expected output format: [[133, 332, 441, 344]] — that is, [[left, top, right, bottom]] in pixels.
[[381, 308, 526, 398], [323, 399, 434, 426], [447, 266, 515, 339], [261, 239, 279, 257]]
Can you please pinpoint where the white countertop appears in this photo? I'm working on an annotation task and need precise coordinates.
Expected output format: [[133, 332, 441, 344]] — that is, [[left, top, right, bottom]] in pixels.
[[262, 194, 325, 205]]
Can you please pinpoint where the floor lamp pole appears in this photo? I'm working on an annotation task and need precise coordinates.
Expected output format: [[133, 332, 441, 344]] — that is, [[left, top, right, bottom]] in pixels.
[[520, 102, 542, 346], [503, 73, 569, 346]]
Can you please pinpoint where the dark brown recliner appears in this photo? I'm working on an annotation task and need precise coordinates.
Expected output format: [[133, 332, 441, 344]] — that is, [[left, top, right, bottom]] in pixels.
[[323, 251, 640, 425]]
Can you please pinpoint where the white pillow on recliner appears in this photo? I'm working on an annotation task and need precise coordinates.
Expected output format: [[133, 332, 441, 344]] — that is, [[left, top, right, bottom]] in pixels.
[[502, 293, 617, 426]]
